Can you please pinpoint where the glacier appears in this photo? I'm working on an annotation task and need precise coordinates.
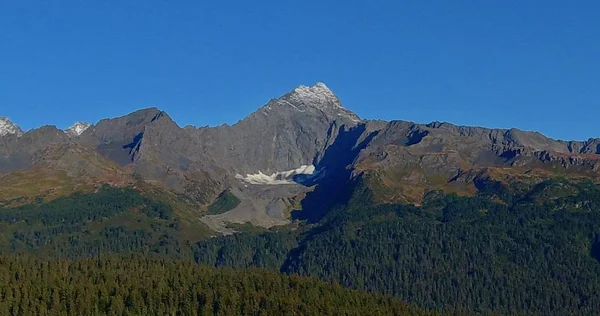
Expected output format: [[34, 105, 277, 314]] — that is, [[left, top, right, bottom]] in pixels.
[[235, 165, 317, 185]]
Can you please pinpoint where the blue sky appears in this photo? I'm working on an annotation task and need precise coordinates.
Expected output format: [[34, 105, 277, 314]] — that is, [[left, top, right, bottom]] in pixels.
[[1, 1, 598, 140]]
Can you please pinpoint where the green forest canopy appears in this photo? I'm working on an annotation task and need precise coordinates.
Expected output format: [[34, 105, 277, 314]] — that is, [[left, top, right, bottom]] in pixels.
[[0, 255, 429, 316]]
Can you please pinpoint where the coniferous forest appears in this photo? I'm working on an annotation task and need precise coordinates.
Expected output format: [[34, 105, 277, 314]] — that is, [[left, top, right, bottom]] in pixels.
[[1, 179, 600, 314], [0, 255, 428, 315]]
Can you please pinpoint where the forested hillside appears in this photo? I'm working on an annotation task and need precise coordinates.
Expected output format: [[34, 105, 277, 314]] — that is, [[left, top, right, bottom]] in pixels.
[[0, 255, 429, 315], [0, 186, 194, 258], [1, 178, 600, 314], [194, 178, 600, 314]]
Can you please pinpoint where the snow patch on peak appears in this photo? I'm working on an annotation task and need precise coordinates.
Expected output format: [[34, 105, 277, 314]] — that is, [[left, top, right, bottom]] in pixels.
[[235, 165, 317, 185], [0, 117, 23, 137], [288, 82, 340, 107], [277, 82, 361, 123], [65, 122, 91, 136], [314, 82, 330, 90]]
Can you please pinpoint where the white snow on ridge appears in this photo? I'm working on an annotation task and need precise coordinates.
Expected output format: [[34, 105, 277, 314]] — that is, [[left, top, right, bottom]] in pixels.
[[288, 82, 341, 108], [0, 117, 23, 137], [279, 82, 361, 122], [65, 122, 91, 136], [236, 165, 316, 185]]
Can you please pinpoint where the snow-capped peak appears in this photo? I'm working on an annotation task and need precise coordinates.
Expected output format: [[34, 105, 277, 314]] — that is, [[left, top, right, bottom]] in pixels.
[[0, 117, 23, 137], [286, 82, 342, 108], [273, 82, 360, 123], [65, 122, 91, 136]]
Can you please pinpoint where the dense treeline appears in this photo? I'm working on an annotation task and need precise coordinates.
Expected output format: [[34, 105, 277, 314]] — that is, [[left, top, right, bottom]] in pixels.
[[194, 230, 295, 270], [0, 255, 429, 316], [0, 186, 172, 225], [0, 187, 185, 258]]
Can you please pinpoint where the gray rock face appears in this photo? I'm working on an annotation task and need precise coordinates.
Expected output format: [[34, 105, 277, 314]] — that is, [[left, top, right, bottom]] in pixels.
[[78, 108, 164, 165], [0, 117, 23, 137], [356, 120, 600, 179], [193, 82, 360, 176], [76, 107, 222, 202], [0, 125, 69, 173]]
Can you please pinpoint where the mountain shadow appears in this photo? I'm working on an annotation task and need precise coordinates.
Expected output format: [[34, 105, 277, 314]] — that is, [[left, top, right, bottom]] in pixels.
[[291, 123, 378, 223], [592, 234, 600, 263], [96, 131, 144, 166]]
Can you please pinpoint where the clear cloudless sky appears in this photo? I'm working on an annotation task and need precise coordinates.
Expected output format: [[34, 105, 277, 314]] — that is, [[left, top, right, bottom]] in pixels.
[[1, 1, 599, 140]]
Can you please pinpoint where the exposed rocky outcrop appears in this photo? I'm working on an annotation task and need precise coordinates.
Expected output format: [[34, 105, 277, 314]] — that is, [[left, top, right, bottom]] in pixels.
[[191, 82, 360, 176], [65, 122, 91, 137], [0, 117, 23, 137]]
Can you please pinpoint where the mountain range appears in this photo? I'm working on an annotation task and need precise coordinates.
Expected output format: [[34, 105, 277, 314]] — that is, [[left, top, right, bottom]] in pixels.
[[1, 82, 599, 232], [3, 83, 600, 314]]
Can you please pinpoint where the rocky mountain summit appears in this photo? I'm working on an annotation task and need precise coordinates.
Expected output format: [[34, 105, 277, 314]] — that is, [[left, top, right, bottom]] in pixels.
[[192, 82, 360, 177], [65, 122, 91, 137], [0, 117, 23, 137], [1, 83, 599, 230]]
